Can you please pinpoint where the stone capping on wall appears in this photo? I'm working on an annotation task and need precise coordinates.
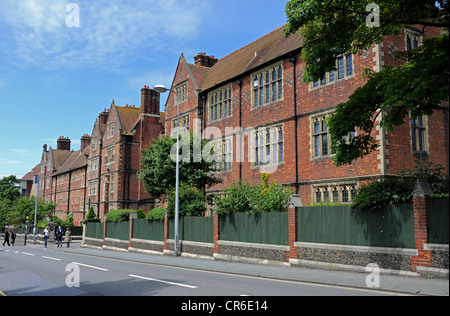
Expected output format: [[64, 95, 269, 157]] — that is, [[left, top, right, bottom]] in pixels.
[[218, 240, 290, 252]]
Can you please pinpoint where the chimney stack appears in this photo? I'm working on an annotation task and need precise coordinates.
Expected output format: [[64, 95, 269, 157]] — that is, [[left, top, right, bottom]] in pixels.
[[141, 86, 160, 115], [194, 52, 218, 67], [99, 108, 109, 125], [57, 136, 71, 151], [80, 134, 91, 151]]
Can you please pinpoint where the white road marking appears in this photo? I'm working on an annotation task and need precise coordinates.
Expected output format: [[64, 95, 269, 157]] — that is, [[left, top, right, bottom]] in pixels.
[[21, 252, 35, 256], [72, 262, 109, 272], [129, 274, 198, 289], [42, 256, 62, 261]]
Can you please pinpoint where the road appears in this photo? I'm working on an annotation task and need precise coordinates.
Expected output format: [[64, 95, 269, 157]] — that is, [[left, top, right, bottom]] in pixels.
[[0, 244, 446, 300]]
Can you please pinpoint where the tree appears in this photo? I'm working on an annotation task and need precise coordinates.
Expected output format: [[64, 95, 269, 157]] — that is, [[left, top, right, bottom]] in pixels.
[[284, 0, 449, 166], [166, 183, 207, 217], [12, 197, 55, 226], [0, 176, 21, 226], [139, 133, 222, 198], [0, 176, 21, 202]]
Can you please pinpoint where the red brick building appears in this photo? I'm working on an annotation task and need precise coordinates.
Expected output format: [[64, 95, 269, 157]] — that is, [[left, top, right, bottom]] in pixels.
[[37, 87, 164, 225], [164, 25, 449, 205], [33, 24, 448, 224]]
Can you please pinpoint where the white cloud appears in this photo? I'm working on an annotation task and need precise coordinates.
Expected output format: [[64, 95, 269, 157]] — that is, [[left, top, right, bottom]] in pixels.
[[0, 0, 209, 70], [8, 149, 32, 156], [0, 158, 22, 165]]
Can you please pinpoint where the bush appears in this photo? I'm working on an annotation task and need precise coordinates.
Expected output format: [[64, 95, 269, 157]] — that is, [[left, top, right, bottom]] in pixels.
[[215, 181, 259, 215], [167, 183, 207, 217], [216, 174, 293, 214], [351, 159, 449, 210], [147, 207, 166, 221], [105, 209, 145, 223], [351, 178, 412, 210], [86, 207, 101, 223]]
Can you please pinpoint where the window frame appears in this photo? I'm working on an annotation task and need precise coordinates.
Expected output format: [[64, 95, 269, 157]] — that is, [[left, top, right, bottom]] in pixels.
[[251, 63, 283, 109], [311, 111, 356, 160], [175, 81, 188, 103], [212, 137, 233, 174], [313, 183, 358, 204], [209, 85, 232, 123], [252, 125, 284, 168], [310, 53, 354, 90], [410, 115, 429, 154]]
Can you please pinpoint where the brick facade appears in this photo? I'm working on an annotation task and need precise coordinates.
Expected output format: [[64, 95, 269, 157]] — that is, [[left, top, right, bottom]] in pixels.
[[164, 25, 448, 205], [34, 24, 448, 225], [37, 88, 164, 225]]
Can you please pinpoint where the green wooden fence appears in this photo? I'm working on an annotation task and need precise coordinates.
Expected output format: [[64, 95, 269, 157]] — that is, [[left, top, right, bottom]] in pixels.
[[133, 219, 165, 242], [297, 204, 415, 248], [428, 197, 449, 244], [106, 222, 129, 241], [169, 216, 214, 243], [220, 212, 289, 246], [85, 222, 103, 240]]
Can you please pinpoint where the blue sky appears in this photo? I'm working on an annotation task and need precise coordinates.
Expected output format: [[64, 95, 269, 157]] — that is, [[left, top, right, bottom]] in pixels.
[[0, 0, 290, 179]]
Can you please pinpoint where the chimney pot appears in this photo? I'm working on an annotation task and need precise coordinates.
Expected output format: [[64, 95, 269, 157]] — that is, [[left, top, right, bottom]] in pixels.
[[57, 136, 71, 151], [194, 52, 218, 67]]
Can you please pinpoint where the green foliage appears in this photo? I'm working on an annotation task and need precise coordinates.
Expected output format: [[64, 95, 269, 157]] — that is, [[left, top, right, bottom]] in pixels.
[[284, 0, 449, 166], [167, 183, 207, 217], [351, 178, 412, 210], [0, 176, 21, 226], [52, 214, 74, 227], [215, 181, 259, 215], [216, 175, 293, 214], [105, 209, 145, 223], [139, 133, 222, 198], [0, 176, 21, 202], [86, 207, 101, 223], [7, 196, 55, 226], [146, 207, 166, 221], [351, 159, 449, 209]]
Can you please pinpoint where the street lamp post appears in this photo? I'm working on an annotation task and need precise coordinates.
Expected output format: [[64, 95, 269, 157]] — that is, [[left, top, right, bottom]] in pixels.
[[33, 175, 39, 244], [153, 84, 180, 257]]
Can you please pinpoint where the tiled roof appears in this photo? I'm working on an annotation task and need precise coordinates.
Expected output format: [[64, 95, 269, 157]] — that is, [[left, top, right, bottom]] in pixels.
[[51, 149, 73, 171], [200, 26, 303, 91], [52, 146, 89, 176], [115, 105, 141, 135], [21, 164, 40, 180]]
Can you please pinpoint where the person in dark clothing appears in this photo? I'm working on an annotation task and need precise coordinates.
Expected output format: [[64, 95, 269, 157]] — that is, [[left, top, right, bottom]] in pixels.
[[2, 229, 10, 246], [11, 230, 16, 246], [56, 226, 64, 248]]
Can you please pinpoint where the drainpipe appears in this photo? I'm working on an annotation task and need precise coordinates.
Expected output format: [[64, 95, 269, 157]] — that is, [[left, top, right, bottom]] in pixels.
[[290, 56, 299, 194], [238, 79, 243, 181]]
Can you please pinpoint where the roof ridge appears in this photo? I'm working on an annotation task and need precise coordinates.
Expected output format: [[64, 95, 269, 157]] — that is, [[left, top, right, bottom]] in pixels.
[[187, 62, 211, 70], [214, 24, 286, 64]]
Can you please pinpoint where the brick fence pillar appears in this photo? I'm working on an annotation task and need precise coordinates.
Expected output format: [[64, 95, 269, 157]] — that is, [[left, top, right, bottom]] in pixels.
[[212, 212, 220, 256], [102, 217, 107, 246], [286, 195, 302, 262], [163, 213, 169, 251], [128, 212, 137, 248], [410, 179, 434, 272]]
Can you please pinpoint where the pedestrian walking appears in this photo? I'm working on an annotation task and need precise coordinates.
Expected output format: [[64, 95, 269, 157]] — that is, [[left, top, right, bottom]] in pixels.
[[64, 227, 72, 248], [11, 230, 16, 247], [43, 226, 49, 248], [2, 229, 10, 246], [56, 226, 63, 248]]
